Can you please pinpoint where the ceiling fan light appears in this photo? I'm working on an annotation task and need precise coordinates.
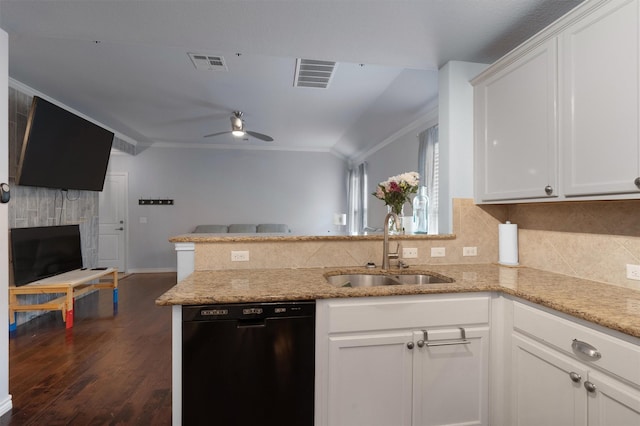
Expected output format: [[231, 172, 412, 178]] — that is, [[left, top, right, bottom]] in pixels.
[[232, 130, 245, 137]]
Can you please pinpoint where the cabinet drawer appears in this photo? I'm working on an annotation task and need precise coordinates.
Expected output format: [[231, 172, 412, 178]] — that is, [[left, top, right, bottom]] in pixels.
[[513, 301, 640, 386], [324, 294, 490, 334]]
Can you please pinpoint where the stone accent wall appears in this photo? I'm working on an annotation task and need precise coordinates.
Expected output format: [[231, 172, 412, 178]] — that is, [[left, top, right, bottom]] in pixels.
[[7, 86, 101, 325]]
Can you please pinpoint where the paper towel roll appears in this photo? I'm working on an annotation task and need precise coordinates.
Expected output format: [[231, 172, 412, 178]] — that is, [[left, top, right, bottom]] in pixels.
[[499, 221, 519, 266]]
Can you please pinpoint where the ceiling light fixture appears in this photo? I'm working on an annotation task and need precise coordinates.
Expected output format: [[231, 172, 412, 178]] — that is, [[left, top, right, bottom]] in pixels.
[[231, 112, 245, 137]]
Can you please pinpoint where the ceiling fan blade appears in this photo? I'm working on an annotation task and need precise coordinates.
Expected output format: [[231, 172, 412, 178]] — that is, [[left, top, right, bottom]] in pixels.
[[204, 131, 231, 138], [246, 130, 274, 142]]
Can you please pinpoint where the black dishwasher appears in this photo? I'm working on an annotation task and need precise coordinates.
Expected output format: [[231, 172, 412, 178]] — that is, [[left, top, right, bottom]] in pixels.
[[182, 301, 315, 426]]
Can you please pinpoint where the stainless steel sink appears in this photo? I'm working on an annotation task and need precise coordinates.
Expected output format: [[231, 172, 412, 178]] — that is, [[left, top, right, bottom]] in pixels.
[[325, 274, 401, 287], [325, 273, 453, 287], [389, 274, 450, 285]]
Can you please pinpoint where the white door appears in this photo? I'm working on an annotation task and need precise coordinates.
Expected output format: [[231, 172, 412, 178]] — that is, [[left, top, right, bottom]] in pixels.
[[561, 0, 640, 196], [326, 331, 414, 426], [475, 38, 558, 202], [511, 334, 588, 426], [98, 172, 127, 271], [587, 370, 640, 426], [413, 327, 490, 426]]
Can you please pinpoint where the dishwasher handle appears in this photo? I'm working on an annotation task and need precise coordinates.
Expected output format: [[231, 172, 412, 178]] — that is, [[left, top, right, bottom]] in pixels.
[[237, 319, 266, 328]]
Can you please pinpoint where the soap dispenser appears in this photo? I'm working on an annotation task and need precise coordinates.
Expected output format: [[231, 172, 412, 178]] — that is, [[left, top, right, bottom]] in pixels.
[[412, 186, 429, 234]]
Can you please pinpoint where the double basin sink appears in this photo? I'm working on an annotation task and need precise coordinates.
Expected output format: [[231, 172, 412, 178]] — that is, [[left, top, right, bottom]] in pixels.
[[325, 271, 453, 288]]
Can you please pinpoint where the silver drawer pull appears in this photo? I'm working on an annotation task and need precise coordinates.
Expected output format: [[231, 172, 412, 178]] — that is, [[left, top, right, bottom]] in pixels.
[[423, 327, 471, 347], [572, 339, 602, 360]]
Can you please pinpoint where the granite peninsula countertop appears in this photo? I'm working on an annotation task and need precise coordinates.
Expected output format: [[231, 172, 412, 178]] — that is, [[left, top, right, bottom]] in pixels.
[[156, 264, 640, 339], [169, 233, 456, 243]]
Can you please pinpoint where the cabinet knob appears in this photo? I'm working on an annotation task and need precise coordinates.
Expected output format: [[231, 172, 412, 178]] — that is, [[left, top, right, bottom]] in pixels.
[[417, 340, 425, 348], [635, 177, 640, 189], [584, 381, 597, 393], [544, 185, 553, 196], [569, 372, 582, 383], [407, 342, 414, 350]]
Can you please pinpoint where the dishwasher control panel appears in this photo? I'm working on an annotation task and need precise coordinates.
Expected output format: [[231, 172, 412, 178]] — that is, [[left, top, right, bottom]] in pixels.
[[183, 301, 316, 321]]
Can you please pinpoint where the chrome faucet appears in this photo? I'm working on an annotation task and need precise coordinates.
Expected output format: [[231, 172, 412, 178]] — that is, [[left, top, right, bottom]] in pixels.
[[382, 212, 401, 270]]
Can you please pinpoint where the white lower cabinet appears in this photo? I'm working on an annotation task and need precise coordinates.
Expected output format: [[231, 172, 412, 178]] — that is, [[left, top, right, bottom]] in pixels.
[[316, 294, 490, 426], [510, 301, 640, 426], [327, 331, 414, 426]]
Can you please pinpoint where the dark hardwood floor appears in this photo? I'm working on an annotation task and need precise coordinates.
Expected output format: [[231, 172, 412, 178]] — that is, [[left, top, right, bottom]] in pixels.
[[1, 273, 176, 426]]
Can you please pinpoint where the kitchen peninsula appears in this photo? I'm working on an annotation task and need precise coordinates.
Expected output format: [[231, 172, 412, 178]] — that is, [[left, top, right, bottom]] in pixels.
[[159, 229, 640, 426]]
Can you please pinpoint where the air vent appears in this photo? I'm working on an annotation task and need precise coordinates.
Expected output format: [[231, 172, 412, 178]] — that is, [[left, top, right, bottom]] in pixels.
[[294, 59, 337, 88], [188, 53, 228, 71]]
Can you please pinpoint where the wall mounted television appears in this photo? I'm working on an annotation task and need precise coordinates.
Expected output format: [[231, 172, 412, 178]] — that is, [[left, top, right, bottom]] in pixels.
[[10, 225, 83, 287], [16, 96, 114, 191]]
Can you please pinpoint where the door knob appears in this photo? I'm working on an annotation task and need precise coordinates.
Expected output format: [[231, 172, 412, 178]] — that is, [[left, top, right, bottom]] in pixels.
[[569, 372, 582, 383], [115, 227, 124, 231], [584, 381, 597, 393]]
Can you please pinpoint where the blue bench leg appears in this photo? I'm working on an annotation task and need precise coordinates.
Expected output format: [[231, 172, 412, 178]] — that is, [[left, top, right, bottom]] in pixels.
[[9, 313, 17, 332]]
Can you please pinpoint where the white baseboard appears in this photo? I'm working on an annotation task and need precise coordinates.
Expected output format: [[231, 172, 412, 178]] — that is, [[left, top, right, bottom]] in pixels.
[[0, 394, 13, 417], [126, 268, 177, 274]]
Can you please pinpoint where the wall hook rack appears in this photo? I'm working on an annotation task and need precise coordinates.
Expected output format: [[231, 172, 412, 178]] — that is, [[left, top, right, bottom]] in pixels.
[[139, 199, 174, 206]]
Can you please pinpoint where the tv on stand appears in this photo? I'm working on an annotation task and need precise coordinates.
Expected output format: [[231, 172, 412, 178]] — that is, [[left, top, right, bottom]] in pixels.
[[10, 225, 83, 287]]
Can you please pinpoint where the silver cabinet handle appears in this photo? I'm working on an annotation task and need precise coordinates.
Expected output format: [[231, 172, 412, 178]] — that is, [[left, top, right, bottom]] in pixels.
[[115, 227, 124, 231], [572, 339, 602, 360], [635, 177, 640, 189], [407, 342, 414, 350], [417, 340, 425, 348], [423, 327, 471, 347], [584, 381, 597, 393], [545, 185, 553, 195], [569, 372, 582, 383]]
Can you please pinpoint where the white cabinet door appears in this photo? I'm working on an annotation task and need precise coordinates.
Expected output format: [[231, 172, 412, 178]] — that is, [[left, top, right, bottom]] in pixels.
[[475, 38, 558, 202], [327, 331, 414, 426], [512, 334, 588, 426], [413, 327, 490, 426], [562, 0, 640, 197], [587, 370, 640, 426]]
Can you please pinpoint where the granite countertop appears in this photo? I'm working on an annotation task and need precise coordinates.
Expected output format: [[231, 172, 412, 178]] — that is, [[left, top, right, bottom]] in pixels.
[[155, 263, 640, 339], [169, 233, 456, 243]]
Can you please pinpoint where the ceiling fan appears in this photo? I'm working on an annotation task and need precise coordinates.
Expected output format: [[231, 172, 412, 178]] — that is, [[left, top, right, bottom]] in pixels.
[[204, 111, 274, 142]]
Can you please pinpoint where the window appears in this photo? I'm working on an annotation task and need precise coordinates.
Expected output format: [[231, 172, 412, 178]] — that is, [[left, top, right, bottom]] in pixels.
[[418, 125, 439, 234]]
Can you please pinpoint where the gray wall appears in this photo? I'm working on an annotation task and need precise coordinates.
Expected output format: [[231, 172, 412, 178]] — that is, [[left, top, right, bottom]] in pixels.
[[108, 147, 349, 271]]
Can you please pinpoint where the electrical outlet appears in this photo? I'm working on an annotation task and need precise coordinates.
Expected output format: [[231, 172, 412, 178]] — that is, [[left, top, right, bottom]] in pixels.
[[463, 246, 478, 257], [231, 250, 250, 262], [431, 247, 446, 257], [626, 264, 640, 280], [402, 247, 418, 258]]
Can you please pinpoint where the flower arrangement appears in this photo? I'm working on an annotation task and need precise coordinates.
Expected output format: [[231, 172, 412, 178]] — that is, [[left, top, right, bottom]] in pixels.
[[373, 171, 420, 215]]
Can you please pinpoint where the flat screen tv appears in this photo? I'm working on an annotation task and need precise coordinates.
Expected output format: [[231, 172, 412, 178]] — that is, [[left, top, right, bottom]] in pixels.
[[16, 96, 114, 191], [10, 225, 83, 286]]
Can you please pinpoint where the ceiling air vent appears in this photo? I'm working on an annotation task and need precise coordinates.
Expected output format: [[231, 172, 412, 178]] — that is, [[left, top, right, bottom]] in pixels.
[[188, 53, 228, 71], [294, 59, 337, 89]]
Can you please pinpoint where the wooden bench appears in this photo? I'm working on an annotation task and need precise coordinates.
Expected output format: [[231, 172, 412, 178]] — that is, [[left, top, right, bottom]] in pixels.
[[9, 268, 119, 331]]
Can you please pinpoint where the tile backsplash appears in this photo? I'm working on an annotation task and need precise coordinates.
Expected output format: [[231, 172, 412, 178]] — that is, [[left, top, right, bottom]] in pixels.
[[502, 200, 640, 291]]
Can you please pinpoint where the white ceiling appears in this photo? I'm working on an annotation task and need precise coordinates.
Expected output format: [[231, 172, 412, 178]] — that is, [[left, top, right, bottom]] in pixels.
[[0, 0, 583, 159]]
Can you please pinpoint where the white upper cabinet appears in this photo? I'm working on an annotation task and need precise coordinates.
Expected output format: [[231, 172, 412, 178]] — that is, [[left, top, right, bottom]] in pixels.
[[474, 39, 558, 202], [561, 0, 640, 197], [474, 0, 640, 203]]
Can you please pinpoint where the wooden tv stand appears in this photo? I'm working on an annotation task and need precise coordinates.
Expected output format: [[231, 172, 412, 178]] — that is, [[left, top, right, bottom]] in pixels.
[[9, 268, 118, 331]]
